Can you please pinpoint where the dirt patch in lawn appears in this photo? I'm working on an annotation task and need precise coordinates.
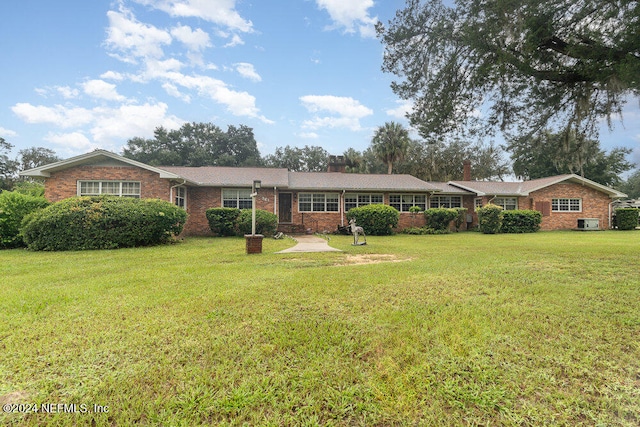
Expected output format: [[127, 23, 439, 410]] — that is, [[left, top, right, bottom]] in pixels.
[[336, 254, 412, 266]]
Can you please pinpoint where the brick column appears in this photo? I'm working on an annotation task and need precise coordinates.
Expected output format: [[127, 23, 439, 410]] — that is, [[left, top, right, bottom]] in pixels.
[[245, 234, 264, 254]]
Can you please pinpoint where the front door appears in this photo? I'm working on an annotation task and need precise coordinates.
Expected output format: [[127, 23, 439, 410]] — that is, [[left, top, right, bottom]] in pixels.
[[279, 193, 292, 223]]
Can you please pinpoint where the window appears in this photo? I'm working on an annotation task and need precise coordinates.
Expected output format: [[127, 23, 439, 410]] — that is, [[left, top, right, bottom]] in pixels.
[[223, 189, 252, 209], [299, 193, 339, 212], [344, 193, 383, 211], [493, 197, 518, 210], [78, 181, 140, 198], [175, 186, 186, 209], [430, 195, 462, 208], [474, 198, 483, 210], [552, 198, 582, 212], [389, 194, 427, 212]]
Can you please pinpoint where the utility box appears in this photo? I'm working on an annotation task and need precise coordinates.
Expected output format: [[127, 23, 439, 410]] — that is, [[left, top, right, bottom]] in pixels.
[[577, 218, 599, 230]]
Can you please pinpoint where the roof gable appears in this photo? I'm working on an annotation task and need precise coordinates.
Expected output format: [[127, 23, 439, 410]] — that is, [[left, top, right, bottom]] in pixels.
[[449, 174, 627, 198], [20, 149, 183, 180]]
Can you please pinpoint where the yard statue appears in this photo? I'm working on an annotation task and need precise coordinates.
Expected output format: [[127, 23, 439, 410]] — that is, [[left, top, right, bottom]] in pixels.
[[349, 218, 367, 246]]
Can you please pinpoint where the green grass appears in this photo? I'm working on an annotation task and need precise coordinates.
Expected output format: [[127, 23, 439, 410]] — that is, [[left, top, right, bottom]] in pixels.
[[1, 232, 639, 426]]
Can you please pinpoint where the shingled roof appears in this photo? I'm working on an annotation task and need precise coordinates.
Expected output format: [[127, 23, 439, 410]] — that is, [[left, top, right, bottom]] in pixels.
[[158, 166, 290, 187]]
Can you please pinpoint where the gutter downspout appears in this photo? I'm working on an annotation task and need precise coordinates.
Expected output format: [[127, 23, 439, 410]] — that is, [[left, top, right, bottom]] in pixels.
[[341, 190, 345, 227], [274, 187, 277, 215], [170, 179, 187, 207]]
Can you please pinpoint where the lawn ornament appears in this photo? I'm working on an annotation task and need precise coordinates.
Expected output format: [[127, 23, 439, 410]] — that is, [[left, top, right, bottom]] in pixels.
[[349, 218, 367, 245]]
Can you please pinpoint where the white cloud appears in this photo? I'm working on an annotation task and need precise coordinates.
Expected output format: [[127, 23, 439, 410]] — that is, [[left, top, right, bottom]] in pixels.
[[170, 24, 211, 51], [315, 0, 377, 37], [82, 80, 127, 102], [300, 95, 373, 131], [100, 71, 126, 81], [223, 33, 244, 48], [386, 100, 413, 119], [12, 101, 184, 148], [235, 63, 261, 82], [0, 127, 18, 138], [105, 8, 172, 62], [12, 103, 94, 128], [298, 132, 319, 139], [57, 86, 80, 99], [45, 132, 95, 151], [133, 0, 253, 33]]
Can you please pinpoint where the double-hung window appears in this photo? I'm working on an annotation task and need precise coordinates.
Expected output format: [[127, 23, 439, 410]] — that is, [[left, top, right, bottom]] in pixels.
[[222, 189, 252, 209], [78, 181, 140, 198], [429, 195, 462, 208], [299, 193, 339, 212], [552, 198, 582, 212], [344, 193, 383, 211], [389, 194, 427, 212], [493, 197, 518, 210], [175, 186, 186, 209]]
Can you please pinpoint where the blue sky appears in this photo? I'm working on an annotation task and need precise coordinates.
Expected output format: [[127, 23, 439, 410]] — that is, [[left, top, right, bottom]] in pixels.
[[1, 0, 639, 168]]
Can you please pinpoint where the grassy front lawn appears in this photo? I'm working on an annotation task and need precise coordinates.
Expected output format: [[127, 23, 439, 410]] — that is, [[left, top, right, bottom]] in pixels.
[[1, 232, 639, 426]]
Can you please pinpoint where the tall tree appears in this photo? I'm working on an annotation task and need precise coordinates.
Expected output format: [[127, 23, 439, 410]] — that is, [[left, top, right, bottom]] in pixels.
[[371, 122, 410, 174], [377, 0, 640, 143], [16, 147, 61, 171], [0, 138, 18, 191], [619, 169, 640, 199], [122, 122, 262, 167], [508, 130, 633, 186], [263, 145, 329, 171], [395, 139, 509, 181]]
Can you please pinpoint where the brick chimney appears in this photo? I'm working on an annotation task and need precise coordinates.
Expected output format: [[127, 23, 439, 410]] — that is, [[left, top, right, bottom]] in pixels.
[[463, 160, 472, 181], [327, 155, 346, 173]]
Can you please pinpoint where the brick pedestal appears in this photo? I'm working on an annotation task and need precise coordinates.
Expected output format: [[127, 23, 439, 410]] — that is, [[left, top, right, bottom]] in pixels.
[[245, 234, 264, 254]]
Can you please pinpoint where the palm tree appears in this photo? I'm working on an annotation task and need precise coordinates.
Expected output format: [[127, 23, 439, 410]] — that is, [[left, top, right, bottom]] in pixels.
[[371, 122, 410, 174]]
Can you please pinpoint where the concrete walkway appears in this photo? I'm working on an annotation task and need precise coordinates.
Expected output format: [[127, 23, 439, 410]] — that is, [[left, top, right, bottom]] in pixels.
[[276, 234, 342, 253]]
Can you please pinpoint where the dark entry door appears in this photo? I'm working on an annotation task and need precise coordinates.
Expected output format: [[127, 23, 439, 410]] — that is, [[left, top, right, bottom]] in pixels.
[[279, 193, 292, 223]]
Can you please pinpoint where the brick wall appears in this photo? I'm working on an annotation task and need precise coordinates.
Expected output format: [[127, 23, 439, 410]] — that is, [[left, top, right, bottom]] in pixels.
[[468, 183, 613, 230], [45, 166, 172, 202], [530, 183, 613, 230]]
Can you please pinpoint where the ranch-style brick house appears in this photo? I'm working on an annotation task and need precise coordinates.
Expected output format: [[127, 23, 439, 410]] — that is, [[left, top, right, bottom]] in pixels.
[[21, 150, 627, 235]]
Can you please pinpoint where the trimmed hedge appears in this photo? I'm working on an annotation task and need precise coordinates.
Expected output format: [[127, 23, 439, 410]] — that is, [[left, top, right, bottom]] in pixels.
[[206, 207, 241, 236], [501, 210, 542, 233], [477, 204, 503, 234], [424, 208, 458, 232], [237, 209, 278, 236], [346, 204, 399, 236], [0, 191, 50, 248], [21, 196, 187, 251], [615, 208, 639, 230]]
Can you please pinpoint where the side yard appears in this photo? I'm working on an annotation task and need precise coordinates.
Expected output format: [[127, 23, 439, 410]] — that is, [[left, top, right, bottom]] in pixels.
[[1, 232, 639, 426]]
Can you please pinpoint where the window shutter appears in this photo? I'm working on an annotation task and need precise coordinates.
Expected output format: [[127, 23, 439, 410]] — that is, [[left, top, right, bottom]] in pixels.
[[535, 201, 551, 217]]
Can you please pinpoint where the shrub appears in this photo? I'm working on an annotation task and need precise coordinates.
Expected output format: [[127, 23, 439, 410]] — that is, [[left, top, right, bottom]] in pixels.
[[21, 196, 187, 251], [477, 204, 503, 234], [236, 209, 278, 236], [501, 210, 542, 233], [206, 207, 241, 236], [424, 208, 458, 232], [453, 207, 468, 232], [615, 207, 639, 230], [0, 191, 50, 248], [346, 204, 399, 235]]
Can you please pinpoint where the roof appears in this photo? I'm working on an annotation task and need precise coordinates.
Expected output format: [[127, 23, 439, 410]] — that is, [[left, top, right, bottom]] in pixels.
[[20, 150, 627, 198], [158, 166, 289, 187], [449, 174, 627, 198], [20, 149, 183, 181], [288, 172, 441, 192]]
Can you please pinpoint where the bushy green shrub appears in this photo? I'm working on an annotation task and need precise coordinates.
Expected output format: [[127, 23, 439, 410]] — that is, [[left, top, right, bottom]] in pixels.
[[21, 196, 187, 251], [477, 204, 503, 234], [501, 210, 542, 233], [424, 208, 458, 232], [236, 209, 278, 236], [453, 207, 468, 231], [347, 204, 399, 235], [615, 208, 639, 230], [0, 191, 50, 248], [206, 207, 241, 236]]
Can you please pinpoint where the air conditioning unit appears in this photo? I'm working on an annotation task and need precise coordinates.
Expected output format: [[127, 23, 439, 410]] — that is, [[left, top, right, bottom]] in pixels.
[[577, 218, 599, 230]]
